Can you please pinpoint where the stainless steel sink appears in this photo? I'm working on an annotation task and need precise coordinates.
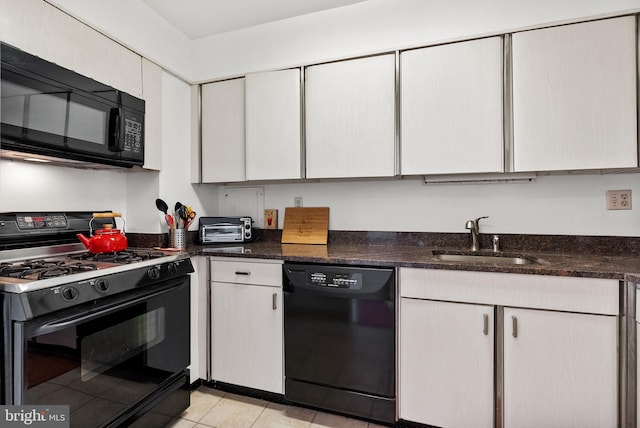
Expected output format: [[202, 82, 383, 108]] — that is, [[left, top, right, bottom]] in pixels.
[[431, 251, 541, 265]]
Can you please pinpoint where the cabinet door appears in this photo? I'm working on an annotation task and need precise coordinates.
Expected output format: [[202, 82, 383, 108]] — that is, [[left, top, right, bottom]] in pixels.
[[306, 54, 396, 178], [189, 256, 208, 383], [400, 298, 494, 428], [201, 79, 246, 183], [2, 0, 142, 97], [211, 281, 283, 393], [141, 59, 162, 171], [512, 16, 637, 172], [503, 308, 617, 428], [245, 69, 301, 181], [401, 37, 503, 175]]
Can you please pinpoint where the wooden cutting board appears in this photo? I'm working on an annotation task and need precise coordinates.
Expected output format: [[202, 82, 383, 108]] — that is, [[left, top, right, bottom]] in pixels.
[[281, 207, 329, 244]]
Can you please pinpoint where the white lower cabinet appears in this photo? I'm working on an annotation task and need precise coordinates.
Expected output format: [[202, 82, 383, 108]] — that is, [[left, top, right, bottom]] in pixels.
[[637, 293, 640, 428], [503, 307, 617, 428], [399, 268, 619, 427], [188, 256, 209, 383], [210, 258, 283, 394], [400, 298, 494, 428]]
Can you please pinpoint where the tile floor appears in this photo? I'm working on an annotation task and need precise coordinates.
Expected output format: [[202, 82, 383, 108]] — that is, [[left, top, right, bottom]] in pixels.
[[166, 385, 388, 428]]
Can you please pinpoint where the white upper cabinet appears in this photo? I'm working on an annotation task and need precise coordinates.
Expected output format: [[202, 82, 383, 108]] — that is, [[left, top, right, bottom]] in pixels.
[[401, 37, 504, 175], [141, 59, 162, 171], [201, 78, 246, 183], [245, 69, 302, 181], [305, 54, 396, 179], [2, 0, 143, 97], [512, 16, 637, 172]]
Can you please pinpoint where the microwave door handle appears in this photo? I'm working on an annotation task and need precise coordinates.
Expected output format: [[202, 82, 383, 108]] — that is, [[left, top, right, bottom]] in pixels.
[[108, 107, 124, 152]]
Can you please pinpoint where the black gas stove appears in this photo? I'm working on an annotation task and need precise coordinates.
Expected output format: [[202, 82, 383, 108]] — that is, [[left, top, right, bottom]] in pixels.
[[0, 211, 192, 428], [0, 212, 193, 320]]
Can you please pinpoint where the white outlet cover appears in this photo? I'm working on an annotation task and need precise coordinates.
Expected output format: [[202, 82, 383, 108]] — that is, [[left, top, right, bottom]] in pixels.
[[606, 189, 632, 210]]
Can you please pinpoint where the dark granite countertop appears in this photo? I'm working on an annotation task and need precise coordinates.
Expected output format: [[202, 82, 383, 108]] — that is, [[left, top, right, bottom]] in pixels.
[[127, 229, 640, 280], [192, 240, 640, 280]]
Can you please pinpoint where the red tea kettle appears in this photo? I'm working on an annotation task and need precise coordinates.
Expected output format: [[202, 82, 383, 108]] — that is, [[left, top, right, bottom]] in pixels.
[[76, 212, 128, 253]]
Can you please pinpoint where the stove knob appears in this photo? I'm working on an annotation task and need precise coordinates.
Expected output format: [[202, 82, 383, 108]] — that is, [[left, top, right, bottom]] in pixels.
[[61, 286, 79, 301], [147, 266, 161, 280], [168, 262, 178, 274], [95, 279, 110, 292]]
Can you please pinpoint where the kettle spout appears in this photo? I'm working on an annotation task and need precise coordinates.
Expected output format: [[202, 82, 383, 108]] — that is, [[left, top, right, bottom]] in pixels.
[[76, 233, 91, 249]]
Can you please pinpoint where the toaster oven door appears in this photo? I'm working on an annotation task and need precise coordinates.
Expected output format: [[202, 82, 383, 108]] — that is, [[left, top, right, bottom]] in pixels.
[[201, 224, 244, 243]]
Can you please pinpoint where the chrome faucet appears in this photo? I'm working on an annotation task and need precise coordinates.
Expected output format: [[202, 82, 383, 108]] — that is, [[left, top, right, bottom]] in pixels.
[[465, 216, 488, 251]]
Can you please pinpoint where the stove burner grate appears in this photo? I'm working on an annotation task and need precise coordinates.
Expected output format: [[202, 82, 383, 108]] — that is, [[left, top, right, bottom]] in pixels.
[[69, 250, 166, 264], [0, 260, 98, 280]]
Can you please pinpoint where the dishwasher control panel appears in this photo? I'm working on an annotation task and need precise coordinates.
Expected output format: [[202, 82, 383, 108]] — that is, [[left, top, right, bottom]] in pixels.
[[308, 271, 363, 289]]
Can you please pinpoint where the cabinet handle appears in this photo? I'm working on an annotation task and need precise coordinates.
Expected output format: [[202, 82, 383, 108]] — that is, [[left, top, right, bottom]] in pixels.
[[483, 313, 489, 335], [512, 315, 518, 338], [235, 271, 250, 275], [272, 293, 277, 310]]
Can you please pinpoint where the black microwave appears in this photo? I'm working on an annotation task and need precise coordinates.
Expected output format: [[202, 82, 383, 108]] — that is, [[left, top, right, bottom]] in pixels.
[[0, 42, 144, 168]]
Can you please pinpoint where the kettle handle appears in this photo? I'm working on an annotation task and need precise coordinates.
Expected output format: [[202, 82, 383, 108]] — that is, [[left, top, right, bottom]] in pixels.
[[89, 214, 125, 235], [93, 212, 122, 218]]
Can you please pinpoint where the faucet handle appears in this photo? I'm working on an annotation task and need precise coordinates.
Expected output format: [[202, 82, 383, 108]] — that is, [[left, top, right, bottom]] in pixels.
[[476, 216, 489, 223]]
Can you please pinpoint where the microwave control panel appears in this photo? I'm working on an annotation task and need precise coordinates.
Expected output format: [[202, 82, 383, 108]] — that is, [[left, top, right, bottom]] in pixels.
[[124, 117, 143, 154]]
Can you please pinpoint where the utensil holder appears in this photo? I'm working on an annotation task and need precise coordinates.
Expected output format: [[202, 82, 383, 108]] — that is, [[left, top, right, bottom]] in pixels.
[[169, 228, 187, 249]]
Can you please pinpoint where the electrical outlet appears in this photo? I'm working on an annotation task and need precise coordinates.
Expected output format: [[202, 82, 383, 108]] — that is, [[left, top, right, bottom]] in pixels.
[[606, 189, 632, 210], [294, 197, 303, 207]]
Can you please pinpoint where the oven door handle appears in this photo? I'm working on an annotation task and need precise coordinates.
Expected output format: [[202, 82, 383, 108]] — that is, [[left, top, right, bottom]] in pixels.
[[27, 282, 185, 336]]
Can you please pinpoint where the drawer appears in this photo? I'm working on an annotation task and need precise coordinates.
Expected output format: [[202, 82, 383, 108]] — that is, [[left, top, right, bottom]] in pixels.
[[400, 268, 619, 315], [210, 257, 283, 287]]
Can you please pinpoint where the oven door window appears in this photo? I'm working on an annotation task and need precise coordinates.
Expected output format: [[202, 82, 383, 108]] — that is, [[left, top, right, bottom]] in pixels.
[[17, 280, 189, 426], [80, 307, 165, 382]]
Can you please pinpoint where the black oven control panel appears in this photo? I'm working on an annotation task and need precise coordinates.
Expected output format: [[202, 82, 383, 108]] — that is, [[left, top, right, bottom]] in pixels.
[[308, 271, 363, 289], [9, 257, 194, 321], [16, 213, 67, 229], [0, 212, 115, 244]]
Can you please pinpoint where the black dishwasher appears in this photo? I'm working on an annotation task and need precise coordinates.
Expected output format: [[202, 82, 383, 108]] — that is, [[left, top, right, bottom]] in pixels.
[[283, 263, 396, 424]]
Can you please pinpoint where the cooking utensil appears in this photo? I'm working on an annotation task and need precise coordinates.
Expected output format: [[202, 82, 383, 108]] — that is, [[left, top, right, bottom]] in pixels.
[[76, 212, 128, 253], [184, 211, 196, 229], [156, 198, 168, 214], [156, 198, 174, 228], [174, 202, 184, 228]]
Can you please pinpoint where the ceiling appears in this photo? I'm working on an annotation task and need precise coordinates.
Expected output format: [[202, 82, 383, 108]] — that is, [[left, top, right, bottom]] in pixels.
[[140, 0, 368, 40]]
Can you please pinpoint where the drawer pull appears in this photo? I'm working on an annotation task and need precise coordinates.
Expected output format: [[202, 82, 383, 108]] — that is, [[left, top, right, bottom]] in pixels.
[[483, 313, 489, 335], [235, 271, 251, 276], [272, 293, 277, 310], [512, 315, 518, 338]]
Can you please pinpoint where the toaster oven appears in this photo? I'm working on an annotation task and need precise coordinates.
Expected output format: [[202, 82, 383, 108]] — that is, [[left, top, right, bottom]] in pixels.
[[199, 216, 253, 243]]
